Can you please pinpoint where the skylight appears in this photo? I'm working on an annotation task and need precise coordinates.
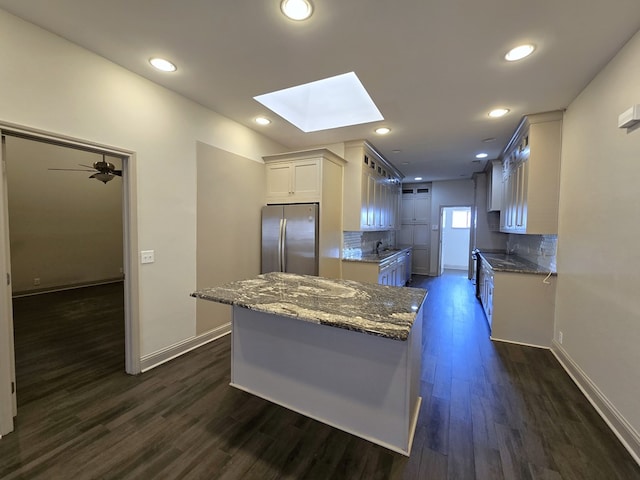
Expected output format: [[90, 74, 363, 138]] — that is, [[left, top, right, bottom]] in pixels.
[[253, 72, 383, 133]]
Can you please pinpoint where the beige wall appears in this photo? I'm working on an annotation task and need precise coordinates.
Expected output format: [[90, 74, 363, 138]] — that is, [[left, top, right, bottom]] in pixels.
[[0, 10, 285, 356], [195, 142, 265, 334], [6, 137, 123, 293], [429, 179, 475, 275], [556, 29, 640, 453]]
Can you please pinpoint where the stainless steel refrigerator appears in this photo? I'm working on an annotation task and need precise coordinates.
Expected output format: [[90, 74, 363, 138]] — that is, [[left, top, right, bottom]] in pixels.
[[261, 203, 319, 275]]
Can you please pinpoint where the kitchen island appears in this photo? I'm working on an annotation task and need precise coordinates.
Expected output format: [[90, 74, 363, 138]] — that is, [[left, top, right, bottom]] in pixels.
[[192, 272, 427, 456]]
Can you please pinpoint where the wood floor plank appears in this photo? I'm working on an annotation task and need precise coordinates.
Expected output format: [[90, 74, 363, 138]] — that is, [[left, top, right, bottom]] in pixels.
[[0, 276, 638, 479]]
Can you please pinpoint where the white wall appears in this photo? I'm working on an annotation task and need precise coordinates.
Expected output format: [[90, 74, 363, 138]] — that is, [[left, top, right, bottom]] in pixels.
[[555, 29, 640, 458], [196, 143, 266, 335], [429, 179, 475, 275], [5, 137, 123, 293], [0, 10, 285, 357]]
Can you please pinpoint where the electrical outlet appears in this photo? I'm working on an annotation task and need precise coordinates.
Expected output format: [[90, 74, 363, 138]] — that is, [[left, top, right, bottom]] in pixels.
[[140, 250, 155, 264], [558, 331, 564, 344], [33, 277, 40, 286]]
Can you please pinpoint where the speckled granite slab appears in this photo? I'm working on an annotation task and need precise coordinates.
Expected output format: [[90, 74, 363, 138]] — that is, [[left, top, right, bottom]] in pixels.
[[343, 247, 412, 263], [479, 252, 556, 275], [191, 272, 427, 341]]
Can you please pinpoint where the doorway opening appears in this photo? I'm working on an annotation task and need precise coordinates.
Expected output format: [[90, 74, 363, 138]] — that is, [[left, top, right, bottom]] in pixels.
[[439, 206, 472, 275], [0, 127, 139, 437]]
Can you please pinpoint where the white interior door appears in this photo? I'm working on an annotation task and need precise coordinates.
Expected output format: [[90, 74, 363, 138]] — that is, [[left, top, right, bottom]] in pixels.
[[0, 135, 17, 436]]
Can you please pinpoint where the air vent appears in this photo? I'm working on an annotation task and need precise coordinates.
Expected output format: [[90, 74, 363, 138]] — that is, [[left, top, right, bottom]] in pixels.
[[402, 189, 413, 194], [417, 188, 430, 193]]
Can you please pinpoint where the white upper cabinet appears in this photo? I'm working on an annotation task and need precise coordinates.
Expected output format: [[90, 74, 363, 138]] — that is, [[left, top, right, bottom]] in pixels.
[[265, 158, 321, 203], [343, 140, 403, 231], [499, 111, 563, 235], [486, 160, 503, 212]]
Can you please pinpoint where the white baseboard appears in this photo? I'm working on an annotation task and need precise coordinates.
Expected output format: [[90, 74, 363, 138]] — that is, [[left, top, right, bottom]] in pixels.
[[490, 336, 550, 350], [140, 323, 231, 372], [551, 340, 640, 466]]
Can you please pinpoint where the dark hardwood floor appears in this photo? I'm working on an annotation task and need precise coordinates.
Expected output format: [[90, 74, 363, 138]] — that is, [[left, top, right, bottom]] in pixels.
[[1, 273, 638, 479]]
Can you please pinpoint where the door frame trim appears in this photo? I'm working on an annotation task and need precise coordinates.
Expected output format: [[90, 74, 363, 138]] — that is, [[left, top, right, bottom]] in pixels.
[[0, 122, 140, 436]]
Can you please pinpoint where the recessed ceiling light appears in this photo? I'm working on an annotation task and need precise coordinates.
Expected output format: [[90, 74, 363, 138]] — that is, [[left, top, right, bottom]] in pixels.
[[281, 0, 313, 20], [414, 177, 423, 181], [505, 44, 535, 62], [149, 57, 177, 72], [254, 72, 383, 132], [475, 153, 489, 159], [375, 127, 391, 135], [488, 108, 510, 118], [255, 116, 271, 125]]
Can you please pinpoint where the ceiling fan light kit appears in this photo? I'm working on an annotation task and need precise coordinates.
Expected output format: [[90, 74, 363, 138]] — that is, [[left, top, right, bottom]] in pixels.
[[48, 154, 122, 184]]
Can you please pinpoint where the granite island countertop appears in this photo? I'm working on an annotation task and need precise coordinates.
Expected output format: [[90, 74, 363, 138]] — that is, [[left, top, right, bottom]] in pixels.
[[191, 272, 427, 341], [478, 252, 556, 275]]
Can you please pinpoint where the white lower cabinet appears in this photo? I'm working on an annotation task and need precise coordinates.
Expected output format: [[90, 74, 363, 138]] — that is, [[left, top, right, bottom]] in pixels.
[[342, 249, 412, 287], [478, 257, 555, 347], [478, 261, 494, 328]]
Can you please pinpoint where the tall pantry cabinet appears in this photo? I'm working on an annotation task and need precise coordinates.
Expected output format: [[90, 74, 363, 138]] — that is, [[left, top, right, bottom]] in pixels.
[[398, 186, 431, 275]]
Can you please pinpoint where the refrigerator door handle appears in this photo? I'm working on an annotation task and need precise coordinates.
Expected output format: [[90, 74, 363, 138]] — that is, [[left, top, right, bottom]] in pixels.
[[278, 218, 284, 272], [281, 218, 287, 272]]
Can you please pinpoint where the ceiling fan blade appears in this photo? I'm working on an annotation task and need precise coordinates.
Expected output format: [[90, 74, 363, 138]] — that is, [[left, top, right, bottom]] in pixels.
[[78, 163, 97, 170], [48, 168, 96, 172], [112, 170, 123, 176]]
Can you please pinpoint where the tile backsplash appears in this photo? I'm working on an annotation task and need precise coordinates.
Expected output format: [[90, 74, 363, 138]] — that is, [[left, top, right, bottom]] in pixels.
[[507, 234, 557, 272], [344, 230, 396, 256]]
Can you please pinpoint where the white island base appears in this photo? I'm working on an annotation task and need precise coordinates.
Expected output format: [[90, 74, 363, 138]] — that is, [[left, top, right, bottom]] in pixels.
[[231, 306, 423, 456]]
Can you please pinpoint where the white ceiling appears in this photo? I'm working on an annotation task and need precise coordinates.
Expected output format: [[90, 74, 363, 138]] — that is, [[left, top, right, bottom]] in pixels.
[[1, 0, 639, 181]]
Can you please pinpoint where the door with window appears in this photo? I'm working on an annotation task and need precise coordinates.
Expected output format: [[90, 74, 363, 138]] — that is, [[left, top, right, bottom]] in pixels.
[[440, 206, 472, 273]]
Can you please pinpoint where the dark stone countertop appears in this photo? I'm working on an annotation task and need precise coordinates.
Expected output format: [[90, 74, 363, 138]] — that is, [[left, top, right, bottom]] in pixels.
[[342, 247, 412, 263], [191, 272, 427, 341], [478, 252, 556, 275]]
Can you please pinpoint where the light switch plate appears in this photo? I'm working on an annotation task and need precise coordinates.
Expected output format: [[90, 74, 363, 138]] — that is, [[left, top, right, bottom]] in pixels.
[[140, 250, 155, 264]]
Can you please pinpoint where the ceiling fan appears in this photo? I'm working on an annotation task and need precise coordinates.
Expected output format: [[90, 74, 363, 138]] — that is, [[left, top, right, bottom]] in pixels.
[[48, 154, 122, 184]]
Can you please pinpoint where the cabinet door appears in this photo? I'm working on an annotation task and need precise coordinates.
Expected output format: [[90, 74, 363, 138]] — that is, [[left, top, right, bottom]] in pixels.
[[401, 192, 415, 223], [376, 180, 386, 228], [413, 193, 431, 223], [366, 173, 376, 228], [397, 258, 406, 286], [291, 160, 321, 199], [413, 224, 430, 248], [398, 224, 413, 246], [411, 248, 430, 275], [266, 163, 292, 199], [515, 160, 528, 229]]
